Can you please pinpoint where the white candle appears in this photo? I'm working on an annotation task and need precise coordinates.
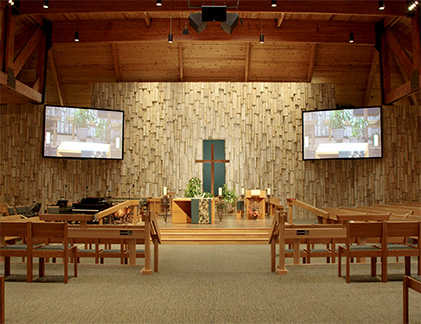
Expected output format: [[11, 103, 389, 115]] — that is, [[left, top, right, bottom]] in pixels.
[[218, 187, 222, 196], [163, 187, 167, 196], [267, 188, 271, 195], [241, 187, 244, 195]]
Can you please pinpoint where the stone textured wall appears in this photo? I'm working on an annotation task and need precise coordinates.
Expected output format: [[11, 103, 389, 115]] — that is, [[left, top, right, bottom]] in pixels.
[[0, 82, 419, 218]]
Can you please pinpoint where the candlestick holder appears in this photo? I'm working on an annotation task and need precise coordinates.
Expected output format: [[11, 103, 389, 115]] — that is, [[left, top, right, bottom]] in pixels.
[[240, 193, 245, 219], [216, 195, 224, 224], [160, 194, 170, 224], [266, 193, 271, 219]]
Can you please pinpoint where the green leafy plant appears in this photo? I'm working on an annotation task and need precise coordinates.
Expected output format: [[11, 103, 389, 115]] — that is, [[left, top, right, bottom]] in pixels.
[[222, 184, 238, 208], [73, 109, 95, 128], [184, 177, 203, 198], [329, 110, 352, 129], [351, 117, 368, 139], [95, 119, 111, 140]]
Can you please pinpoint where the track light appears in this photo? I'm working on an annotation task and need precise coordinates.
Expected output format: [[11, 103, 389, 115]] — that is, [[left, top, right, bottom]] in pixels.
[[349, 32, 354, 43], [260, 34, 264, 44], [43, 0, 49, 8], [271, 0, 277, 7], [8, 0, 14, 5], [74, 32, 80, 42], [156, 0, 162, 6], [379, 0, 385, 10], [168, 18, 173, 43], [408, 1, 419, 11]]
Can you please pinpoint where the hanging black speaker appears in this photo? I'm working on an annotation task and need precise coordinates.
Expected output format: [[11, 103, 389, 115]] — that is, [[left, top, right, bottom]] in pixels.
[[202, 5, 227, 22], [189, 13, 207, 34], [221, 13, 239, 34]]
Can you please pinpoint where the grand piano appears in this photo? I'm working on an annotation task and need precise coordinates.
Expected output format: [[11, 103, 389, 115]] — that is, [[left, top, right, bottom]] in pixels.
[[72, 197, 112, 214]]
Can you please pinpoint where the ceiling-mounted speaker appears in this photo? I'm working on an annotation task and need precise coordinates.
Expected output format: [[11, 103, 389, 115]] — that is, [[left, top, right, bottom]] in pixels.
[[202, 5, 227, 21], [189, 13, 207, 34], [221, 13, 239, 34]]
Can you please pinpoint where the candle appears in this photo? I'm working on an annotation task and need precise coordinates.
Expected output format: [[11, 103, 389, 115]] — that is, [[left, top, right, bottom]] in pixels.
[[241, 188, 244, 195], [163, 187, 167, 196], [218, 187, 222, 196], [267, 188, 271, 195]]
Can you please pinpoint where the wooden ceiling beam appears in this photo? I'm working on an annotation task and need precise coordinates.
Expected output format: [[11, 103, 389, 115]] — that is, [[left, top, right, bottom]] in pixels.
[[385, 76, 421, 103], [47, 48, 64, 105], [363, 50, 379, 106], [276, 13, 285, 28], [19, 0, 407, 17], [244, 42, 250, 82], [0, 71, 43, 103], [144, 12, 151, 27], [51, 19, 376, 45], [386, 28, 413, 78], [12, 26, 42, 76], [111, 43, 121, 82], [178, 42, 183, 82], [307, 44, 316, 82]]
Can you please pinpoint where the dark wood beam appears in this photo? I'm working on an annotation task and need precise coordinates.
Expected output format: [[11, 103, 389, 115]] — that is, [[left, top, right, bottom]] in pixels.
[[19, 0, 408, 17], [363, 50, 379, 106], [51, 19, 376, 45], [411, 8, 420, 73], [389, 26, 413, 55], [0, 71, 43, 103], [178, 42, 183, 82], [33, 31, 46, 92], [276, 13, 285, 28], [111, 43, 121, 82], [12, 26, 42, 76], [384, 76, 421, 103], [386, 28, 413, 78], [244, 42, 250, 82], [3, 6, 15, 74], [307, 44, 316, 82], [48, 48, 64, 105]]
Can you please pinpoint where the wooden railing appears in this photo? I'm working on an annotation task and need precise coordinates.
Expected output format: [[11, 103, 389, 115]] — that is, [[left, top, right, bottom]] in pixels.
[[95, 200, 141, 224], [286, 198, 329, 224]]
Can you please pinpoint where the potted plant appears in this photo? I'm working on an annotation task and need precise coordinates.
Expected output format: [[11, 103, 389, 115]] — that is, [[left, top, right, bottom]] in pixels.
[[351, 117, 368, 142], [73, 109, 95, 141], [222, 184, 238, 213], [184, 177, 203, 198], [329, 109, 352, 142], [94, 119, 112, 143]]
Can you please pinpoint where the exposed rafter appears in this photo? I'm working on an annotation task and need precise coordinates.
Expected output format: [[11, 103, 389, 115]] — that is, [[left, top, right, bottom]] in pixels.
[[363, 50, 379, 106], [47, 48, 64, 105], [307, 44, 316, 82], [178, 42, 184, 82], [51, 19, 376, 45], [19, 0, 407, 17], [111, 43, 121, 82], [244, 42, 250, 82]]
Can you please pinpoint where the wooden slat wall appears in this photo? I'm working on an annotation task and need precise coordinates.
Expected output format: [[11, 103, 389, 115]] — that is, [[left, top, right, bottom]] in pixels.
[[0, 82, 419, 218]]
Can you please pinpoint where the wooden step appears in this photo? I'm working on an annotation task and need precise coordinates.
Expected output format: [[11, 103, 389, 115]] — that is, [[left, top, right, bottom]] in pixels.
[[160, 228, 270, 245]]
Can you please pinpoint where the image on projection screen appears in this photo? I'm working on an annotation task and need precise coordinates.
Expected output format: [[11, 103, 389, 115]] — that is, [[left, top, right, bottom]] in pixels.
[[43, 105, 124, 160], [302, 106, 382, 160]]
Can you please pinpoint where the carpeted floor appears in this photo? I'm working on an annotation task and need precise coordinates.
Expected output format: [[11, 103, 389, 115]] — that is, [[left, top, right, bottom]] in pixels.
[[2, 245, 421, 324]]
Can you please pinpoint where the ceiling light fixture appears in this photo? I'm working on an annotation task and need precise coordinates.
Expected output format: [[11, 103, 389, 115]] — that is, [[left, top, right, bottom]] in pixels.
[[168, 18, 173, 43], [156, 0, 162, 7], [8, 0, 14, 5], [260, 19, 264, 44], [271, 0, 277, 8], [379, 0, 385, 10], [408, 0, 419, 11], [74, 32, 80, 42], [349, 32, 354, 43], [43, 0, 49, 8]]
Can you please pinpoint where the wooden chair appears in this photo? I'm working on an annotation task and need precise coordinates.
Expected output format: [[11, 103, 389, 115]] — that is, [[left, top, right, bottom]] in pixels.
[[338, 222, 383, 283], [403, 275, 421, 324], [32, 222, 77, 283], [98, 238, 129, 264], [381, 221, 421, 282], [0, 222, 33, 282]]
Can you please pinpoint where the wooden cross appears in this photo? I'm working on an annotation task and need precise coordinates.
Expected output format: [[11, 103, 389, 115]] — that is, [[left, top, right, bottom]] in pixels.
[[195, 144, 230, 196]]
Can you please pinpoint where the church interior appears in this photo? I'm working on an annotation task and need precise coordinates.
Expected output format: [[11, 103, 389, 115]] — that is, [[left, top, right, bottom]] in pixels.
[[0, 1, 420, 323]]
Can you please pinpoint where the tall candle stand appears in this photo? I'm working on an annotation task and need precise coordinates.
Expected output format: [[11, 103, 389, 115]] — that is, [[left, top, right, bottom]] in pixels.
[[216, 194, 224, 224], [160, 194, 170, 224], [240, 193, 245, 219], [266, 192, 271, 219]]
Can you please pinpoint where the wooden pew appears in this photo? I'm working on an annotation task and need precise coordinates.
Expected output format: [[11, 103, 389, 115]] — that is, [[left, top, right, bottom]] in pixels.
[[403, 275, 421, 324], [32, 222, 78, 284], [336, 213, 391, 224], [381, 221, 421, 282], [0, 222, 33, 282], [338, 222, 383, 283]]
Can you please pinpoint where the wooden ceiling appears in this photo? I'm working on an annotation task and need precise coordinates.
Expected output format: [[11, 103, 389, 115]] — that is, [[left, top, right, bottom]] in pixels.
[[1, 0, 420, 108]]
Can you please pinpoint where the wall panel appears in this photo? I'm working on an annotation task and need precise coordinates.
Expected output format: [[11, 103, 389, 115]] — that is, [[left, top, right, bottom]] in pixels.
[[0, 82, 419, 218]]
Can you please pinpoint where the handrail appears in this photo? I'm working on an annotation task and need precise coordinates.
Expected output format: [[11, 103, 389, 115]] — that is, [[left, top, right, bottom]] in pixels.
[[286, 198, 329, 224], [95, 200, 140, 224], [268, 207, 288, 275]]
